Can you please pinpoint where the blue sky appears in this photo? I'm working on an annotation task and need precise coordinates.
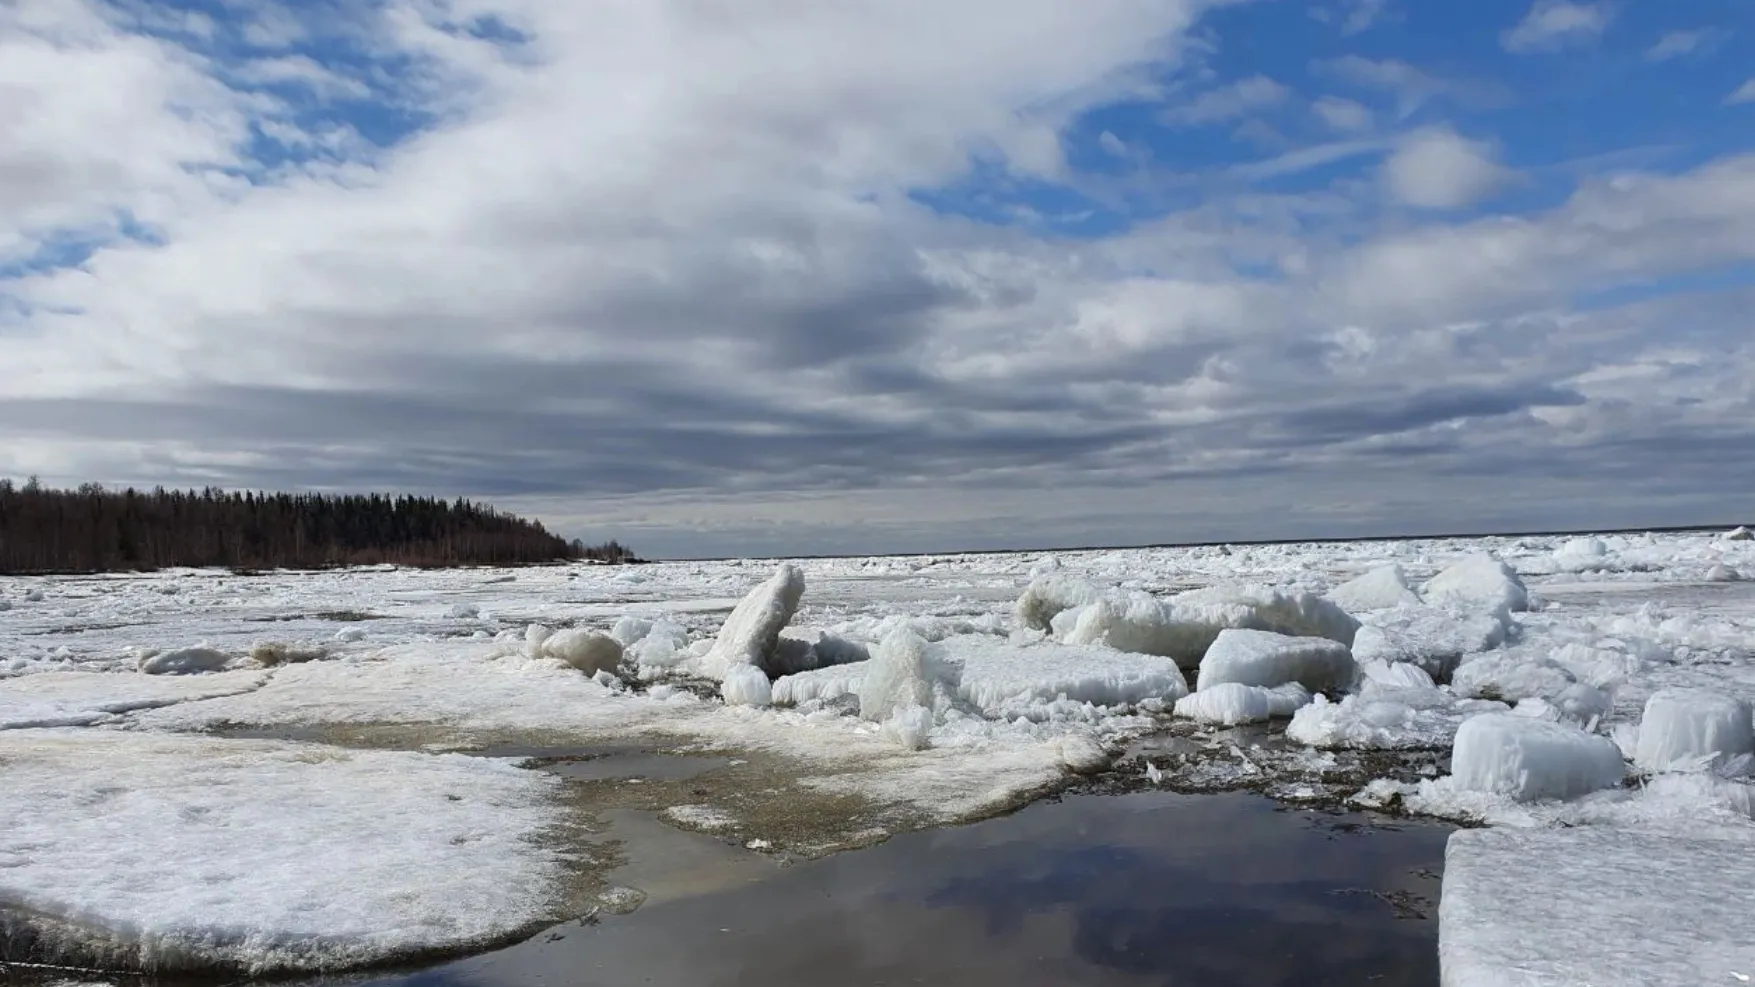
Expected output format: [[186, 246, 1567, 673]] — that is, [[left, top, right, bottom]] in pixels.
[[2, 0, 1754, 557]]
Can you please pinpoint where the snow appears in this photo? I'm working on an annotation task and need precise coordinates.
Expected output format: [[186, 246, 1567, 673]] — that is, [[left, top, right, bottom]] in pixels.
[[1174, 682, 1310, 726], [541, 628, 624, 675], [941, 635, 1188, 715], [1327, 564, 1421, 612], [1634, 689, 1755, 774], [1448, 713, 1626, 802], [0, 729, 574, 975], [1441, 826, 1755, 987], [697, 564, 806, 680], [1193, 628, 1356, 693], [1423, 554, 1533, 612], [0, 670, 270, 730], [137, 646, 234, 675]]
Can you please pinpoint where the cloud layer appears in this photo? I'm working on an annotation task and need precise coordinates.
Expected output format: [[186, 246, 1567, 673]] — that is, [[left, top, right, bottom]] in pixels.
[[3, 0, 1753, 557]]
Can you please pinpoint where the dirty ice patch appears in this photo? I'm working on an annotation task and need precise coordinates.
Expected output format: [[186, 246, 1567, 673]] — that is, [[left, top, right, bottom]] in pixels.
[[1440, 826, 1755, 987], [0, 670, 270, 730], [0, 729, 576, 975]]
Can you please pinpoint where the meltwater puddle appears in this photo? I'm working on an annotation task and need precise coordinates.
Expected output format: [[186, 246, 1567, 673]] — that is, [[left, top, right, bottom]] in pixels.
[[359, 790, 1452, 987]]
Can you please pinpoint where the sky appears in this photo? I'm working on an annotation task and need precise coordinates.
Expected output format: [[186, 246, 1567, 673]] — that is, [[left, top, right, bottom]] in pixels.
[[3, 0, 1754, 559]]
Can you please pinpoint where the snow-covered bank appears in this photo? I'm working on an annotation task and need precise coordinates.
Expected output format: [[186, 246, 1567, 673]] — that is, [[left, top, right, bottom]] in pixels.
[[2, 526, 1753, 979]]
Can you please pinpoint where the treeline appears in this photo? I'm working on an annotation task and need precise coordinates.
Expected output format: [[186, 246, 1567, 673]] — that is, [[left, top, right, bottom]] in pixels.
[[0, 479, 639, 573]]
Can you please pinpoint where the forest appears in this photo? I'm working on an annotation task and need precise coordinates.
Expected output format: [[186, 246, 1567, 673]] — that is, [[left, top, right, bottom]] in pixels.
[[0, 479, 636, 573]]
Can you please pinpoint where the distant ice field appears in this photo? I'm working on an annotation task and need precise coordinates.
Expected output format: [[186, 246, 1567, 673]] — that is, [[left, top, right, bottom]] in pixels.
[[3, 528, 1754, 985]]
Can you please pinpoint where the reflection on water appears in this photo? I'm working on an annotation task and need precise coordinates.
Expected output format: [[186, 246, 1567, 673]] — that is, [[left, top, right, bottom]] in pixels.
[[370, 791, 1450, 987]]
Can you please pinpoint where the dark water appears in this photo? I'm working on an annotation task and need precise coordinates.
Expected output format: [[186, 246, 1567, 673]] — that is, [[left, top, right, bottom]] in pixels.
[[367, 791, 1450, 987]]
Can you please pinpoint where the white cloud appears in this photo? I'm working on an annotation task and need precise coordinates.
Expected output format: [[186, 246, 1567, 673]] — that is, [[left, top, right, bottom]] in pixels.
[[1315, 55, 1504, 117], [1312, 95, 1373, 132], [1098, 130, 1127, 156], [1381, 127, 1511, 209], [1645, 28, 1723, 63], [1341, 0, 1388, 35], [1502, 1, 1612, 53], [1162, 75, 1291, 126], [1727, 80, 1755, 105]]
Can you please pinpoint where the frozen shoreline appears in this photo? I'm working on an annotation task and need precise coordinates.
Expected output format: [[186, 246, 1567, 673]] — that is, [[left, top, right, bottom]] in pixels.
[[3, 528, 1754, 982]]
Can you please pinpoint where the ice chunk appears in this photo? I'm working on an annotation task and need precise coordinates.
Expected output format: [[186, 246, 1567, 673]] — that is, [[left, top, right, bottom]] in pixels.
[[1352, 605, 1513, 681], [1173, 682, 1310, 726], [1287, 688, 1507, 750], [809, 633, 872, 667], [627, 620, 689, 671], [1705, 564, 1741, 583], [1449, 713, 1625, 802], [1422, 554, 1532, 612], [1193, 629, 1356, 693], [1723, 525, 1753, 541], [720, 663, 773, 708], [1, 671, 269, 730], [1451, 650, 1577, 704], [138, 646, 233, 676], [1634, 689, 1755, 774], [523, 624, 552, 659], [1056, 734, 1111, 774], [859, 630, 959, 723], [940, 635, 1188, 714], [881, 704, 935, 750], [445, 603, 480, 619], [1358, 659, 1435, 690], [609, 616, 654, 647], [1327, 565, 1421, 612], [772, 661, 868, 706], [541, 629, 624, 676], [1061, 585, 1359, 670], [1441, 827, 1755, 987], [698, 564, 805, 679], [0, 729, 572, 974], [1014, 573, 1107, 631], [769, 635, 822, 676], [248, 641, 328, 666]]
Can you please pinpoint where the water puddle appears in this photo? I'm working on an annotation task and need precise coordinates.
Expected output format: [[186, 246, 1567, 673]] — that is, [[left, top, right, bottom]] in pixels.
[[360, 790, 1451, 987]]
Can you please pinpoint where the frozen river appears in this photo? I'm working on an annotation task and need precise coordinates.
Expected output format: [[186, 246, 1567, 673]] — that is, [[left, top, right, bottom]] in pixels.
[[3, 529, 1755, 985]]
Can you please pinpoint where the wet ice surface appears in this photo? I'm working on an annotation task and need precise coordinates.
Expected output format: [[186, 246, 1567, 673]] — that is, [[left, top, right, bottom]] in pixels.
[[4, 529, 1755, 984], [361, 792, 1450, 987]]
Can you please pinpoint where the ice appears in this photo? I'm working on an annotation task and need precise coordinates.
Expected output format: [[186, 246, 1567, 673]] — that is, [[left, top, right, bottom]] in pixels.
[[719, 663, 774, 708], [1351, 605, 1514, 680], [858, 630, 959, 726], [1193, 629, 1356, 693], [698, 564, 805, 680], [137, 646, 233, 675], [1724, 525, 1753, 541], [1287, 687, 1507, 750], [772, 662, 868, 706], [941, 635, 1189, 715], [1634, 689, 1755, 774], [1056, 584, 1358, 670], [248, 641, 328, 666], [0, 729, 573, 975], [609, 616, 653, 646], [1706, 563, 1741, 582], [540, 628, 624, 675], [0, 670, 270, 730], [1423, 553, 1532, 612], [1358, 659, 1436, 690], [1448, 713, 1626, 802], [1441, 826, 1755, 987], [1451, 650, 1580, 704], [1014, 572, 1109, 631], [1173, 682, 1310, 726], [1327, 564, 1421, 612]]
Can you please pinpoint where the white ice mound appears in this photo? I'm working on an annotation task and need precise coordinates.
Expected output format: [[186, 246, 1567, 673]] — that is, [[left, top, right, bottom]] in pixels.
[[858, 630, 960, 748], [138, 646, 233, 676], [700, 563, 805, 680], [1015, 572, 1108, 631], [1173, 682, 1310, 726], [541, 629, 624, 676], [1723, 525, 1753, 541], [1352, 605, 1514, 681], [1287, 686, 1506, 750], [1422, 554, 1532, 612], [1358, 659, 1435, 690], [1057, 584, 1359, 670], [0, 729, 572, 974], [1327, 565, 1421, 612], [1449, 713, 1625, 802], [1705, 564, 1741, 583], [720, 663, 773, 708], [772, 661, 868, 706], [1451, 650, 1579, 704], [1551, 536, 1611, 573], [1194, 629, 1356, 693], [1634, 689, 1755, 774], [1441, 827, 1755, 987], [939, 635, 1188, 715]]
